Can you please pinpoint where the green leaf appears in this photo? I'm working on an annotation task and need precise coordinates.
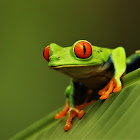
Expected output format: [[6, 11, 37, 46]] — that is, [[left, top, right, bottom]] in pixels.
[[11, 69, 140, 139]]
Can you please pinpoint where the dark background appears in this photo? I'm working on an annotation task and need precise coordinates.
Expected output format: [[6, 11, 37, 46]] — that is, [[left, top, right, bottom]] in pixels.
[[0, 0, 139, 139]]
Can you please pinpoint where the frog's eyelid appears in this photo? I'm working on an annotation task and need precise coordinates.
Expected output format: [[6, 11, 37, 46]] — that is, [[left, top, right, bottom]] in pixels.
[[74, 40, 91, 46]]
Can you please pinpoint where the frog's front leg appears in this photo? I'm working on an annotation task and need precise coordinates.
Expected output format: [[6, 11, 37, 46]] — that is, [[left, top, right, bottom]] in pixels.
[[64, 100, 85, 131], [98, 76, 122, 99], [63, 81, 85, 131], [55, 80, 96, 131], [64, 82, 97, 131], [99, 47, 126, 100], [54, 80, 83, 131]]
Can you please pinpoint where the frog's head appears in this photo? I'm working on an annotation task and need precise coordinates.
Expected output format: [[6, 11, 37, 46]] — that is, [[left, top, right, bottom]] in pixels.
[[43, 40, 107, 79]]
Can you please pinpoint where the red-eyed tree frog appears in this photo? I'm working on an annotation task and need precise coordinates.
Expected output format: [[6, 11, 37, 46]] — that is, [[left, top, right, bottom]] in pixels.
[[43, 40, 140, 131]]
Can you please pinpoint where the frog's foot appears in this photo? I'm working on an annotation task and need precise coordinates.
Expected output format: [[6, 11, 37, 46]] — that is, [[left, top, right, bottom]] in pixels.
[[55, 101, 69, 119], [98, 76, 122, 100], [64, 98, 96, 131], [64, 108, 85, 131]]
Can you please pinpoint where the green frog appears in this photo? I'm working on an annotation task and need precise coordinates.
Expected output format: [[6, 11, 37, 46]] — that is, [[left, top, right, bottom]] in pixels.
[[43, 40, 140, 131]]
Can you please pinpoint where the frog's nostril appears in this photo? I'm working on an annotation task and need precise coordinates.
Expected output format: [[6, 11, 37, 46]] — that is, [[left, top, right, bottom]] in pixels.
[[43, 45, 50, 62]]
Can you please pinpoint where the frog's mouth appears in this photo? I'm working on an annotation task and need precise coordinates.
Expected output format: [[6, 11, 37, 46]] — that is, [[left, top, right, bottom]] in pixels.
[[49, 65, 104, 79], [49, 65, 88, 69]]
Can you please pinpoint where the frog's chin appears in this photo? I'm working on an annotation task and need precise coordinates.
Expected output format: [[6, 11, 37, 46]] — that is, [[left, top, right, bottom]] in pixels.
[[49, 65, 104, 79]]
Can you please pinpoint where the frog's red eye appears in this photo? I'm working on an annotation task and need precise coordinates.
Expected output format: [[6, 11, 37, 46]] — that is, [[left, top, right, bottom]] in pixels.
[[74, 41, 92, 59], [43, 45, 50, 62]]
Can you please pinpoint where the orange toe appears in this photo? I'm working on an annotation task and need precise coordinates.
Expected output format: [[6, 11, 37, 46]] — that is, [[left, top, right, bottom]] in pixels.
[[54, 113, 65, 119], [64, 122, 72, 131], [78, 110, 85, 119], [54, 101, 69, 119], [100, 94, 109, 100], [98, 89, 106, 95], [113, 86, 122, 93]]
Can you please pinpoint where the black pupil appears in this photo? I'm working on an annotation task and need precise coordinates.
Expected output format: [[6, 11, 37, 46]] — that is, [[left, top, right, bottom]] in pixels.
[[83, 44, 86, 54]]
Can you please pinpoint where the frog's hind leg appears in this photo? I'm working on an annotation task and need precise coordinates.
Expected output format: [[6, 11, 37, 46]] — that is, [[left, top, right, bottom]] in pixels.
[[126, 53, 140, 73]]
